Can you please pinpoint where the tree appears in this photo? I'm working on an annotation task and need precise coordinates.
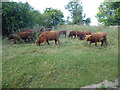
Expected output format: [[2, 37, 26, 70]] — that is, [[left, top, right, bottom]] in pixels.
[[84, 18, 91, 25], [96, 2, 120, 26], [2, 2, 35, 36], [65, 0, 86, 25], [2, 2, 65, 36], [43, 8, 65, 27]]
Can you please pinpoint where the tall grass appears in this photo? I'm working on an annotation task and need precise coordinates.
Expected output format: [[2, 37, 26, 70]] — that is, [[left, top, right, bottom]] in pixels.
[[2, 25, 118, 88]]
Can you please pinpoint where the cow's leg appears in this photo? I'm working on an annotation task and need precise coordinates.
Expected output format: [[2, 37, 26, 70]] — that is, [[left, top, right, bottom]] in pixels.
[[43, 39, 47, 45], [24, 39, 27, 43], [75, 35, 76, 38], [27, 38, 30, 43], [74, 35, 76, 39], [14, 39, 17, 44], [54, 39, 57, 45], [58, 39, 60, 45], [89, 42, 91, 46], [95, 42, 97, 46], [101, 41, 104, 46], [47, 40, 50, 45], [104, 39, 107, 46], [105, 40, 107, 46]]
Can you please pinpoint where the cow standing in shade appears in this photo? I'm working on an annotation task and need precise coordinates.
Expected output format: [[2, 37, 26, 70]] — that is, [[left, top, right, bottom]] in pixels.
[[8, 32, 34, 44]]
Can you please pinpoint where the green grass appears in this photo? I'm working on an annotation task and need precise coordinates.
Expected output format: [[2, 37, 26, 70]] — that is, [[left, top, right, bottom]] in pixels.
[[2, 25, 118, 88]]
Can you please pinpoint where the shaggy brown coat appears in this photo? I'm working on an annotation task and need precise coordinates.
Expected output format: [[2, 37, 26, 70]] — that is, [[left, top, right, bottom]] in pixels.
[[8, 32, 34, 43], [36, 31, 60, 46], [21, 29, 34, 33], [68, 30, 77, 39], [76, 31, 85, 40], [85, 32, 107, 46], [82, 30, 91, 35]]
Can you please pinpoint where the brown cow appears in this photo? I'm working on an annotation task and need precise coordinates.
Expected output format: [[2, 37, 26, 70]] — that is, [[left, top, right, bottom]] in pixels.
[[59, 30, 67, 37], [77, 31, 85, 40], [85, 32, 107, 46], [8, 32, 34, 43], [68, 31, 77, 39], [21, 29, 36, 37], [82, 30, 91, 35], [35, 31, 60, 46], [21, 29, 34, 33]]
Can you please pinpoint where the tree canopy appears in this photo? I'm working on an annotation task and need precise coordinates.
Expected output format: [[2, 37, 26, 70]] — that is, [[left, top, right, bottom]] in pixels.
[[96, 2, 120, 26], [2, 2, 36, 35], [43, 8, 65, 27], [2, 2, 64, 36], [65, 0, 91, 25]]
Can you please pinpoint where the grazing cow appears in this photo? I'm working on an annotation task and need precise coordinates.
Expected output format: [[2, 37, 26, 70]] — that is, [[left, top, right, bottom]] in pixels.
[[77, 31, 85, 40], [8, 34, 21, 44], [85, 32, 107, 46], [8, 32, 34, 43], [68, 31, 77, 39], [82, 30, 91, 35], [21, 29, 36, 37], [59, 30, 67, 37], [35, 31, 60, 46]]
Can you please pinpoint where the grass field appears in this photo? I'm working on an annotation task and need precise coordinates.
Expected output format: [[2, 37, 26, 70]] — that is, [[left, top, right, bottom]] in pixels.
[[2, 25, 118, 88]]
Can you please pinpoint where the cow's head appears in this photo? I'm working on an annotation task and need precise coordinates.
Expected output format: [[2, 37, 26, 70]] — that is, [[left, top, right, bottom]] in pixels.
[[80, 33, 85, 40], [35, 40, 40, 46], [35, 34, 44, 46], [85, 35, 92, 41]]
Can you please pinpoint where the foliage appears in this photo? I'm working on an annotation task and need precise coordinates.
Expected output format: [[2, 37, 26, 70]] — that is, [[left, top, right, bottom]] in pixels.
[[2, 2, 36, 35], [65, 0, 91, 25], [43, 8, 65, 27], [2, 2, 65, 36], [84, 18, 91, 25], [96, 2, 120, 26]]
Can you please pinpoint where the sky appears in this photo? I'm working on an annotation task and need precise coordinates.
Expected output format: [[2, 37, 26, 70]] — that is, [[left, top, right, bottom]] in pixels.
[[12, 0, 104, 26]]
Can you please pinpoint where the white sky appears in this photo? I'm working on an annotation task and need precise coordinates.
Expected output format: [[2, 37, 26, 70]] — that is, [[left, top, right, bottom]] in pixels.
[[12, 0, 104, 26]]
